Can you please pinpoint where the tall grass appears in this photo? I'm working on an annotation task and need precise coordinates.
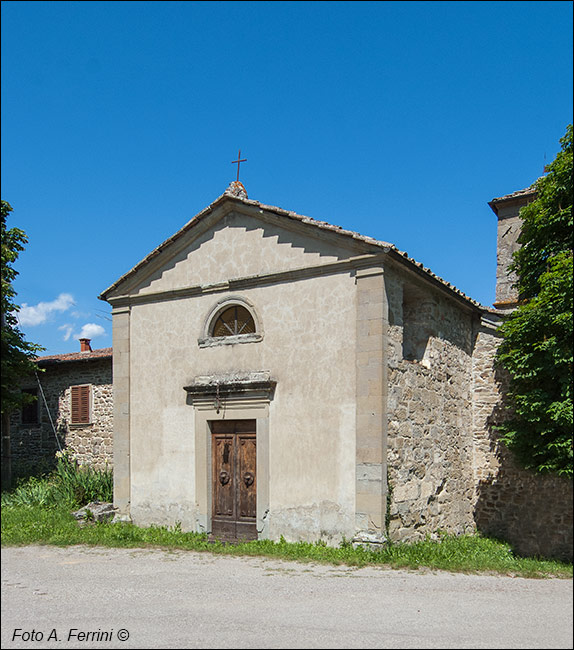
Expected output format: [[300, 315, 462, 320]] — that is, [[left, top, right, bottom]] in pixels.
[[1, 451, 113, 509]]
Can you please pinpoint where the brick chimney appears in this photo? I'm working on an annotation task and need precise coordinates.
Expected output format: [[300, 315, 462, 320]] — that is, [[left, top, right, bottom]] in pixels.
[[79, 338, 92, 353]]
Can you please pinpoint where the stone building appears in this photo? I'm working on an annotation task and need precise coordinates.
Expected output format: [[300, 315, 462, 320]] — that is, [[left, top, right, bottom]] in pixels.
[[473, 188, 572, 561], [9, 339, 113, 474], [99, 181, 572, 559]]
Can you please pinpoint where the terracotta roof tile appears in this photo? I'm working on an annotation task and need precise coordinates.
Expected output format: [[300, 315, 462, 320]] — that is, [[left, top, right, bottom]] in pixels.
[[490, 185, 537, 204], [37, 347, 112, 365]]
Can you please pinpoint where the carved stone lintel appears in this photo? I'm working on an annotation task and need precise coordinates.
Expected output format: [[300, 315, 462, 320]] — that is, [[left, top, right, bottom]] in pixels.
[[184, 371, 276, 401]]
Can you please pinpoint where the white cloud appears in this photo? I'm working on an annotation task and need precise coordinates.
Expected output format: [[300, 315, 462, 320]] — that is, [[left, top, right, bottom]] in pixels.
[[58, 321, 106, 343], [58, 324, 74, 341], [77, 323, 106, 340], [18, 293, 75, 326]]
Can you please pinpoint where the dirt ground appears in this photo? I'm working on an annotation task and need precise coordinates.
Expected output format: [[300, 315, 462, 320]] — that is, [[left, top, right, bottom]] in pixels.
[[2, 545, 573, 649]]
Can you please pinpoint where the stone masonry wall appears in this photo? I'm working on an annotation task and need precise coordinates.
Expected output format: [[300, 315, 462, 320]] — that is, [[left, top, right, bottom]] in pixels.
[[9, 400, 59, 476], [472, 314, 573, 561], [10, 358, 113, 472], [495, 211, 522, 306], [385, 268, 477, 542]]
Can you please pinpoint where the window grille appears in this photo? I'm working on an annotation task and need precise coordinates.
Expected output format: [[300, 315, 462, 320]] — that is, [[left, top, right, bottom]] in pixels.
[[211, 305, 256, 338]]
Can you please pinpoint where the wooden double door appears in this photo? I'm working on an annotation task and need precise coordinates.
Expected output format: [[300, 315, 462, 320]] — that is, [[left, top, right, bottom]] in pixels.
[[211, 420, 257, 541]]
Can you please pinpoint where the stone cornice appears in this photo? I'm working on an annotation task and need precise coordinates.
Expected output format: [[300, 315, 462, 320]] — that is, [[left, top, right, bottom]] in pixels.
[[184, 371, 277, 402], [103, 253, 386, 308]]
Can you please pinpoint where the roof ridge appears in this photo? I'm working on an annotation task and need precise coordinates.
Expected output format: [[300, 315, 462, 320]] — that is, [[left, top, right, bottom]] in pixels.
[[37, 347, 113, 362], [99, 191, 483, 310], [490, 184, 537, 203]]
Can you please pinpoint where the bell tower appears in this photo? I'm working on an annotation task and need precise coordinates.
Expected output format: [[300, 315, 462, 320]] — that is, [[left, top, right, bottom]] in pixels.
[[488, 186, 537, 309]]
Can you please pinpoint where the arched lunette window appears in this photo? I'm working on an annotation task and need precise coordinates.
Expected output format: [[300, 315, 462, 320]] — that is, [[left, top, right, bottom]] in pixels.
[[211, 305, 256, 337], [199, 298, 263, 347]]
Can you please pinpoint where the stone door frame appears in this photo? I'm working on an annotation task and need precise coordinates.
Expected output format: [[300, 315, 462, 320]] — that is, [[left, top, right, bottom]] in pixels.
[[184, 374, 274, 539]]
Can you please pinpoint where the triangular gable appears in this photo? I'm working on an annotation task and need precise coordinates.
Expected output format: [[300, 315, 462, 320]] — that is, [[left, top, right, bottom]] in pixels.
[[100, 189, 482, 311], [100, 193, 377, 301]]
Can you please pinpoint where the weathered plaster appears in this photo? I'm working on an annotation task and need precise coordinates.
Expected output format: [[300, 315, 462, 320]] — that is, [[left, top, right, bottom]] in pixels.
[[122, 223, 358, 540], [112, 306, 131, 520], [354, 267, 388, 543], [130, 209, 357, 297]]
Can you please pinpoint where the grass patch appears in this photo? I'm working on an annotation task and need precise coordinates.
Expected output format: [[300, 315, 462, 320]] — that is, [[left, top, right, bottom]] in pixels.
[[2, 462, 571, 579], [1, 505, 571, 579]]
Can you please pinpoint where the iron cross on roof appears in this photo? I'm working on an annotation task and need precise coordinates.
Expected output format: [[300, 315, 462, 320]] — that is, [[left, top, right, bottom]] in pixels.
[[231, 149, 247, 181]]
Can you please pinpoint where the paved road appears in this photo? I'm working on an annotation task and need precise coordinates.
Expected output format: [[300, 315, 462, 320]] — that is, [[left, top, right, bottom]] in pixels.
[[1, 545, 572, 649]]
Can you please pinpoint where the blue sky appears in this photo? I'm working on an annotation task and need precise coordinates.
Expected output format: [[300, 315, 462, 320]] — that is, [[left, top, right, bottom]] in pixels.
[[2, 1, 572, 355]]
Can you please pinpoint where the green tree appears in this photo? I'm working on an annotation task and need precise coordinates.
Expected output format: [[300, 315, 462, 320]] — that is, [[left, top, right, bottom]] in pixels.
[[1, 200, 44, 415], [497, 125, 573, 477]]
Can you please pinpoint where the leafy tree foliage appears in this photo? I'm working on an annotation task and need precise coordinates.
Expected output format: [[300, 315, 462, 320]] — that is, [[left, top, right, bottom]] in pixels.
[[497, 125, 573, 477], [1, 200, 44, 414]]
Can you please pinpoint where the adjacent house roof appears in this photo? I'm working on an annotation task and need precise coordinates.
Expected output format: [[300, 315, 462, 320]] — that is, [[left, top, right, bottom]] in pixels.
[[36, 348, 113, 366], [99, 184, 485, 311]]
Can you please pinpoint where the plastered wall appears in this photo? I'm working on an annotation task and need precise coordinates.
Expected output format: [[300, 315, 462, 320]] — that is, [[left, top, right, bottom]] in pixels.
[[120, 211, 360, 541]]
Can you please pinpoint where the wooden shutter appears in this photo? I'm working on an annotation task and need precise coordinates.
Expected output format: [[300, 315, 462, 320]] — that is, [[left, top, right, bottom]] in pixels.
[[71, 385, 91, 424]]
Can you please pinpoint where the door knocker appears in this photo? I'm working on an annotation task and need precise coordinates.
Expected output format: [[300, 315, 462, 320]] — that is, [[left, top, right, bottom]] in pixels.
[[219, 470, 230, 486], [243, 472, 254, 488]]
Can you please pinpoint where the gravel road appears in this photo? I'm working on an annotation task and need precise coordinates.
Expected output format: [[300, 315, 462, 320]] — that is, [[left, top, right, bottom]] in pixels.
[[2, 545, 572, 649]]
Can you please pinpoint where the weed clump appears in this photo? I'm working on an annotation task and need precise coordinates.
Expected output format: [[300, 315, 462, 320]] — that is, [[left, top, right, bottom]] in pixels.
[[1, 450, 113, 510]]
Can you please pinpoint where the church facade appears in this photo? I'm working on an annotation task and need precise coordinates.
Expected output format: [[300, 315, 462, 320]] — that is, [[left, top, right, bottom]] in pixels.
[[100, 182, 572, 558]]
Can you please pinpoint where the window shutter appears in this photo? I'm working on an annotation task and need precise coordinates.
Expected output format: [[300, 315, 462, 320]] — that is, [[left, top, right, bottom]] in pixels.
[[71, 385, 90, 424]]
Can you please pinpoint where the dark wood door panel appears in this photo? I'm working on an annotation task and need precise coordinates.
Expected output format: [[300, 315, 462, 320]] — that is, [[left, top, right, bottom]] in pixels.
[[212, 435, 234, 518], [211, 419, 256, 434], [210, 421, 257, 541], [238, 434, 256, 521]]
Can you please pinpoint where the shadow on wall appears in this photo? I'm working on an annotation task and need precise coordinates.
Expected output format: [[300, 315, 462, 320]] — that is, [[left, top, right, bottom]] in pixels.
[[474, 367, 573, 562], [8, 401, 61, 485], [475, 455, 573, 562], [390, 281, 478, 365], [9, 456, 59, 484]]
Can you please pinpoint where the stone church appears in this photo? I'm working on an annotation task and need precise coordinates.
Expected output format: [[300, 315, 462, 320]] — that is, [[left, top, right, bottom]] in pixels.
[[99, 181, 572, 558]]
